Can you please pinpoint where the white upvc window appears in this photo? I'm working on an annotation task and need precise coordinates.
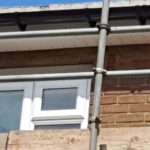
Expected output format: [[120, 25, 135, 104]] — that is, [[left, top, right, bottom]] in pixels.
[[0, 79, 91, 132], [31, 79, 91, 129]]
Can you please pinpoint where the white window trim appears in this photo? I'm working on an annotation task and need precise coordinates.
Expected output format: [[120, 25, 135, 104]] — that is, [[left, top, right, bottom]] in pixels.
[[0, 79, 91, 131], [0, 82, 34, 130], [31, 79, 91, 129]]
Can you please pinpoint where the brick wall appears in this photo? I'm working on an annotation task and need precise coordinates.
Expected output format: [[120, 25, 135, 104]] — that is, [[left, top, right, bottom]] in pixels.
[[0, 44, 150, 128], [101, 44, 150, 127], [0, 47, 97, 69], [100, 76, 150, 127]]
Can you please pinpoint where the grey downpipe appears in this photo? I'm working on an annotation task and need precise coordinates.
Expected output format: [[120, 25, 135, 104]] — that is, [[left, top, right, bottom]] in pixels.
[[89, 0, 110, 150]]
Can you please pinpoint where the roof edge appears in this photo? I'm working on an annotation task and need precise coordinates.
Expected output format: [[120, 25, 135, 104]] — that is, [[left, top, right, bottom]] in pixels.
[[0, 0, 150, 14]]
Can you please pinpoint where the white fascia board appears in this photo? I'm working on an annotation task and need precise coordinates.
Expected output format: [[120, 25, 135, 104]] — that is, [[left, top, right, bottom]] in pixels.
[[0, 0, 150, 14]]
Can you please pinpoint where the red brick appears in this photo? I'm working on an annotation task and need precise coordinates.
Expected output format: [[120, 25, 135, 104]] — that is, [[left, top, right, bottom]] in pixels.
[[101, 96, 117, 105], [103, 86, 150, 95], [116, 62, 134, 70], [118, 95, 146, 104], [103, 77, 119, 87], [146, 96, 150, 103], [145, 113, 150, 122], [119, 77, 146, 87], [146, 77, 150, 85], [58, 54, 80, 65], [116, 45, 150, 70], [133, 59, 150, 69], [105, 53, 116, 70], [101, 105, 128, 114], [128, 123, 150, 127], [129, 104, 150, 113], [0, 48, 96, 68], [101, 123, 128, 128], [100, 114, 115, 123], [103, 86, 133, 95], [116, 114, 144, 123], [79, 49, 97, 64], [117, 45, 139, 58], [117, 59, 133, 70], [117, 45, 150, 59]]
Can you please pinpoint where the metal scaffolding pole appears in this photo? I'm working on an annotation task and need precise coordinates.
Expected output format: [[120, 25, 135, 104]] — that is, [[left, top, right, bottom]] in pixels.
[[107, 69, 150, 76], [111, 25, 150, 34], [89, 0, 110, 150], [0, 72, 93, 81], [0, 28, 98, 39], [0, 25, 150, 39], [0, 69, 149, 82]]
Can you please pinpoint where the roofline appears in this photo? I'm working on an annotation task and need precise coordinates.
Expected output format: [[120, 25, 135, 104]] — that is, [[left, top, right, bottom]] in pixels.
[[0, 0, 150, 14]]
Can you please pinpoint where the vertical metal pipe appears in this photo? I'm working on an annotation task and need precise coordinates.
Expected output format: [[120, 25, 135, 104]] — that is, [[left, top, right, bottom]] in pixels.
[[89, 0, 110, 150]]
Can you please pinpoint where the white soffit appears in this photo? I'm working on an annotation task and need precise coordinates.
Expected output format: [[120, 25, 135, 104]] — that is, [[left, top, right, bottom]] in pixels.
[[0, 32, 149, 52]]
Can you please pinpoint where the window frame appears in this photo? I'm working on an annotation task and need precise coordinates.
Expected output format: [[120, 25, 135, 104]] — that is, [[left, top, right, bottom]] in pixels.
[[31, 79, 91, 129], [0, 82, 34, 131]]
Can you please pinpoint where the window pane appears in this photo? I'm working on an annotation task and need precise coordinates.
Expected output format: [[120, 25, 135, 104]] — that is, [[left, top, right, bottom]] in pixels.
[[35, 124, 80, 130], [42, 88, 77, 110], [0, 91, 23, 133]]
